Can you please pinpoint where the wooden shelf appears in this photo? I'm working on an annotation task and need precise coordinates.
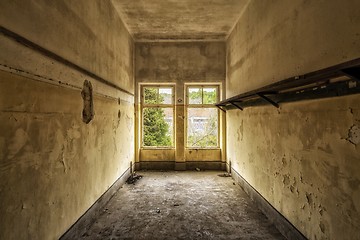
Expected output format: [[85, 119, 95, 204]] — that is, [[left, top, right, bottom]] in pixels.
[[216, 58, 360, 111]]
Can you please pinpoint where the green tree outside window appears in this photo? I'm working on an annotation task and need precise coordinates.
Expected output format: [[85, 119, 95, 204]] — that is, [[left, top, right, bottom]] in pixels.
[[143, 88, 173, 147]]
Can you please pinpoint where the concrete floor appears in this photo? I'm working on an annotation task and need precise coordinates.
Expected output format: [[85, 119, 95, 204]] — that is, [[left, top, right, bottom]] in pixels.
[[80, 171, 285, 240]]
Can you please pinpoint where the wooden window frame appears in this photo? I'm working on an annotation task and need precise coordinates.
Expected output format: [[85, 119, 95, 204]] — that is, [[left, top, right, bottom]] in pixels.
[[140, 84, 175, 149], [185, 84, 220, 149]]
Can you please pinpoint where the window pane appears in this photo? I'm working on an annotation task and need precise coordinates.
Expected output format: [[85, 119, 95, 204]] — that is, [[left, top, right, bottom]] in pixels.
[[144, 87, 158, 104], [143, 107, 173, 147], [188, 87, 202, 104], [187, 108, 218, 147], [159, 88, 173, 104], [203, 87, 217, 104]]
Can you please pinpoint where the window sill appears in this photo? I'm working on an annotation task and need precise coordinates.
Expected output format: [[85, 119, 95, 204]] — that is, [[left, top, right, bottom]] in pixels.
[[141, 147, 175, 150], [185, 147, 221, 150]]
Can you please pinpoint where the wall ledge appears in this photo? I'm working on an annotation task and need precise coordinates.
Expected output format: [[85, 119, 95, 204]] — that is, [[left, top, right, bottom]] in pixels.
[[135, 161, 226, 171]]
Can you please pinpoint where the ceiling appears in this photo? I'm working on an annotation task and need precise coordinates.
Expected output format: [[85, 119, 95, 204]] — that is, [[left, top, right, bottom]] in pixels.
[[111, 0, 249, 41]]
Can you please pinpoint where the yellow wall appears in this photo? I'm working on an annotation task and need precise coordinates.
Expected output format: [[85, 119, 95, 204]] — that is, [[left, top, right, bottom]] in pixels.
[[0, 1, 134, 239], [226, 0, 360, 239]]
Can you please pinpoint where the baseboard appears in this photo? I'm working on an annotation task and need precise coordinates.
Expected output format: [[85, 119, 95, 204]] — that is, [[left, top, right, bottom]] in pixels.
[[186, 161, 225, 170], [60, 166, 132, 240], [135, 161, 225, 171], [138, 161, 175, 170], [135, 162, 141, 170], [175, 162, 186, 171], [231, 167, 307, 240]]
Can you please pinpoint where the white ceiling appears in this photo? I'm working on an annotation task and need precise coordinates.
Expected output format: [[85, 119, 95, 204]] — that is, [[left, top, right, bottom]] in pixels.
[[111, 0, 250, 41]]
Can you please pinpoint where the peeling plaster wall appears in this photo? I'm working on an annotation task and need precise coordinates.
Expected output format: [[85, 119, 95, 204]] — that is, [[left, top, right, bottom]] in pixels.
[[226, 0, 360, 239], [0, 1, 134, 239], [227, 99, 360, 239], [135, 42, 226, 168]]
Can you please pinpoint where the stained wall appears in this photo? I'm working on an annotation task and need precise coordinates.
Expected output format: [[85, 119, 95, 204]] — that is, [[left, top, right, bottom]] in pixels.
[[226, 0, 360, 239], [135, 42, 226, 169], [0, 1, 134, 239]]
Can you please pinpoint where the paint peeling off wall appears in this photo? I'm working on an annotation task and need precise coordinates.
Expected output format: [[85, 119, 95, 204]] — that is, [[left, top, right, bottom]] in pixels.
[[226, 0, 360, 239], [227, 97, 360, 239], [81, 80, 95, 124], [347, 125, 360, 145], [0, 1, 134, 239], [0, 70, 134, 240]]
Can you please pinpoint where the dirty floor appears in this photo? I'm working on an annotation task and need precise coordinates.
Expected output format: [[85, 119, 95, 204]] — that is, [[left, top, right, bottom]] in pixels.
[[80, 171, 285, 240]]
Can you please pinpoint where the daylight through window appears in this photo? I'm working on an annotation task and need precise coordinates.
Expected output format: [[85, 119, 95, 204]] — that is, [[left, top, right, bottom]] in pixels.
[[141, 86, 174, 147], [186, 86, 219, 148]]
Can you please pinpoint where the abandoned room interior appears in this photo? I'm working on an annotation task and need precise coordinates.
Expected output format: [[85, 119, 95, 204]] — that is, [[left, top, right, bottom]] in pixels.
[[1, 0, 360, 239]]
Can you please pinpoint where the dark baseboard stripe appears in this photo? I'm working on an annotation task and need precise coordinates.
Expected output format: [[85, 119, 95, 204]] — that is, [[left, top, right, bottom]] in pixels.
[[186, 161, 225, 170], [137, 161, 175, 170], [60, 166, 132, 240], [135, 161, 226, 171], [231, 167, 307, 240], [175, 162, 186, 171]]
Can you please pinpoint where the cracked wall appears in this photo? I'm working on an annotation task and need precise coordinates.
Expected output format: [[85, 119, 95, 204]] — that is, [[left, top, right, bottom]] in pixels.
[[0, 1, 134, 239], [227, 99, 360, 239], [226, 0, 360, 239]]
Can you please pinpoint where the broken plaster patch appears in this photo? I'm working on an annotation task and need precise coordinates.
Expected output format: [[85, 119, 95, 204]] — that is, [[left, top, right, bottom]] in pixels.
[[81, 80, 94, 124], [347, 125, 360, 145]]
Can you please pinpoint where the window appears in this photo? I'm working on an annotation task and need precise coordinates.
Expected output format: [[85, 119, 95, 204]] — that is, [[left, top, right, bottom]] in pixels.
[[186, 86, 219, 148], [141, 86, 174, 147]]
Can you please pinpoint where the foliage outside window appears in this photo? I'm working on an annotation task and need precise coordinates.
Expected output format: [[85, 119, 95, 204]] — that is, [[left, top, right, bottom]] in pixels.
[[142, 86, 174, 147], [187, 86, 219, 148]]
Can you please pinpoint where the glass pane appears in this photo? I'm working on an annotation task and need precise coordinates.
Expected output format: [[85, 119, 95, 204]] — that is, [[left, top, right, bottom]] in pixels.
[[203, 87, 217, 104], [144, 87, 158, 104], [187, 108, 218, 148], [188, 87, 202, 104], [159, 88, 173, 104], [143, 107, 173, 147]]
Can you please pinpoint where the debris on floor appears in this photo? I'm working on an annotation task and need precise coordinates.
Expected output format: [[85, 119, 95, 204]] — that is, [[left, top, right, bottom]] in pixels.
[[218, 172, 232, 177], [103, 208, 111, 214], [195, 168, 201, 171], [126, 172, 143, 184], [77, 171, 285, 240]]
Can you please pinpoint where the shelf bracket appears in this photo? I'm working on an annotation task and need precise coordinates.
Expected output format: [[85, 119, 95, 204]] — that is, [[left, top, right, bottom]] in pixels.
[[229, 101, 243, 111], [257, 93, 279, 108], [216, 105, 226, 112], [342, 67, 360, 82]]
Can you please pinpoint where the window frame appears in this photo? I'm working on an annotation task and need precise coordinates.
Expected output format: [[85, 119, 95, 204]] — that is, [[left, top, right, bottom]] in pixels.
[[185, 84, 220, 149], [140, 84, 175, 149]]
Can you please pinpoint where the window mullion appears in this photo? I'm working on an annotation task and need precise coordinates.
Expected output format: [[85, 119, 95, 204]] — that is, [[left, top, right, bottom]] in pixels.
[[201, 88, 204, 104]]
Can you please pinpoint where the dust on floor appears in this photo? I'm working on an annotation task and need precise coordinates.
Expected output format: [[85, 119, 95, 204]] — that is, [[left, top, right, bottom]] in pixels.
[[80, 171, 285, 240]]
